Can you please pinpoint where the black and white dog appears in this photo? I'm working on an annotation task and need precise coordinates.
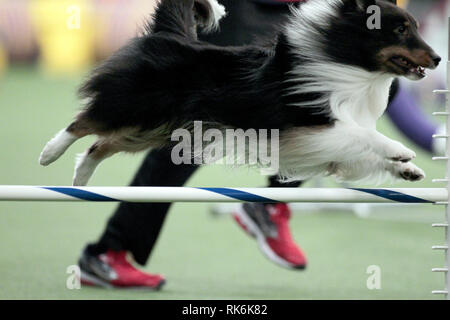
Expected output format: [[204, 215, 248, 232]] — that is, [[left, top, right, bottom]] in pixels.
[[39, 0, 441, 186]]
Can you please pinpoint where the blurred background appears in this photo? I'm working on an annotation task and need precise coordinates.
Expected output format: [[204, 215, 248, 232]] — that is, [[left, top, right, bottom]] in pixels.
[[0, 0, 157, 74], [0, 0, 449, 300]]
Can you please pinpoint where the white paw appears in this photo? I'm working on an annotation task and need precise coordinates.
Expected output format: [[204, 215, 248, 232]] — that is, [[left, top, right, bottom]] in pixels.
[[393, 162, 425, 182], [73, 154, 94, 186], [72, 172, 90, 186], [384, 141, 416, 163], [39, 129, 77, 166], [39, 145, 59, 166]]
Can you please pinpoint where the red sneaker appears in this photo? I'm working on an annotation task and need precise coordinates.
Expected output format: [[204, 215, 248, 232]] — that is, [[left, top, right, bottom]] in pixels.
[[79, 249, 166, 290], [233, 203, 307, 269]]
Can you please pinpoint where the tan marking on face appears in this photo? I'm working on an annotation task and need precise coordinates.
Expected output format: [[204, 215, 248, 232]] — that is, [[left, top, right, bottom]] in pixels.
[[377, 46, 409, 63], [377, 46, 435, 68]]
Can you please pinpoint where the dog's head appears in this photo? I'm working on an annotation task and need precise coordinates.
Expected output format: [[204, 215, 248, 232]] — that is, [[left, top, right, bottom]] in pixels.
[[323, 0, 441, 80]]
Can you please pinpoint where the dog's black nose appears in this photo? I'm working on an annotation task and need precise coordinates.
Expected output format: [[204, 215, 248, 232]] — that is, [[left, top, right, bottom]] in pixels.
[[433, 55, 442, 67]]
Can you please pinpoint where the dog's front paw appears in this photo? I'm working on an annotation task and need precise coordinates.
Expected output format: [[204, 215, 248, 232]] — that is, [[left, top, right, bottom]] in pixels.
[[394, 162, 425, 182], [384, 141, 416, 163]]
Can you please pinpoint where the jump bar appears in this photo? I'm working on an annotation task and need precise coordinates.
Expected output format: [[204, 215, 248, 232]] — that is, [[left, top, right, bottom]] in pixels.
[[0, 186, 446, 203]]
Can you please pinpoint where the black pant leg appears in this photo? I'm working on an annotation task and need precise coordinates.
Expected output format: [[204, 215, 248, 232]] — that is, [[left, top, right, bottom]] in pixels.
[[87, 148, 199, 265]]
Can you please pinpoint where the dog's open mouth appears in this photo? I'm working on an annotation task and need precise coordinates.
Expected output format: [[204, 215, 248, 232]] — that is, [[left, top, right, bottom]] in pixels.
[[389, 56, 426, 78]]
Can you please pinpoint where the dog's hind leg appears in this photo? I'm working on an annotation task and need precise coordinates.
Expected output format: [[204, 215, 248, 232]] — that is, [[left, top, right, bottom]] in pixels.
[[39, 120, 94, 166], [73, 140, 117, 186], [39, 121, 90, 166], [39, 129, 77, 166]]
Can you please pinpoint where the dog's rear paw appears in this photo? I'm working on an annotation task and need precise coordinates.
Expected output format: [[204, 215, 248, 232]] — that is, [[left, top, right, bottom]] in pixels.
[[72, 179, 88, 186], [39, 149, 57, 166], [39, 129, 77, 166], [72, 172, 90, 186], [39, 145, 66, 166], [395, 162, 425, 182]]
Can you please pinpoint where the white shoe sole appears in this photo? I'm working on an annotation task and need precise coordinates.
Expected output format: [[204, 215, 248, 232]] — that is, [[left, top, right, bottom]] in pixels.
[[80, 270, 114, 288], [80, 270, 165, 290]]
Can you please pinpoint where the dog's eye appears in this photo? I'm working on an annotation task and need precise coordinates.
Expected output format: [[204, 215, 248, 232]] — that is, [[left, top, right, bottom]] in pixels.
[[394, 25, 408, 35]]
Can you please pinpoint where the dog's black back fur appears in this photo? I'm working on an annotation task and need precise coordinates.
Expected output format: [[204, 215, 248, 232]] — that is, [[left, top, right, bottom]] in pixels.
[[79, 0, 332, 133]]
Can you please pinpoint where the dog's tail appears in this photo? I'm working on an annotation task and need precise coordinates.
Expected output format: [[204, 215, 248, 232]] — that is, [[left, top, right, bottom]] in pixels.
[[149, 0, 226, 39]]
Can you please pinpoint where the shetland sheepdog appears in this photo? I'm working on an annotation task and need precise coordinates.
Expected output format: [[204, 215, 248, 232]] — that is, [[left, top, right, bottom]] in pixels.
[[39, 0, 441, 185]]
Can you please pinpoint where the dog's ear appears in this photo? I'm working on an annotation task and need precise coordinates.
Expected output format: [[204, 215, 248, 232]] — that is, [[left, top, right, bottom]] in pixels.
[[355, 0, 376, 10], [344, 0, 376, 12]]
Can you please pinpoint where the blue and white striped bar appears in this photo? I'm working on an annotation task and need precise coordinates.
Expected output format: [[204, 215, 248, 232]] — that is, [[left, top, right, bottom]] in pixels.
[[0, 186, 445, 203]]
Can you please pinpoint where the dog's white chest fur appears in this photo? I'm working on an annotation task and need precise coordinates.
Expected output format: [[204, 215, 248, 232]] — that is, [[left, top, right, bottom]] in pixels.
[[327, 66, 394, 127], [278, 63, 424, 183]]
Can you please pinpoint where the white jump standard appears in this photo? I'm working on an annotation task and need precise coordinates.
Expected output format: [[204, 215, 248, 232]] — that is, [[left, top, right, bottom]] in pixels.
[[430, 17, 450, 300]]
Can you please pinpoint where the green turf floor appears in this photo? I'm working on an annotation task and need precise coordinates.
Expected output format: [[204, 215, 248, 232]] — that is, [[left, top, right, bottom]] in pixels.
[[0, 68, 447, 299]]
